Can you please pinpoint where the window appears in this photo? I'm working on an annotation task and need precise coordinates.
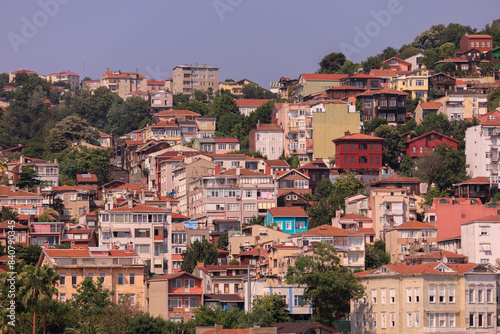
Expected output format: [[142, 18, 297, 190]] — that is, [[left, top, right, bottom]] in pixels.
[[381, 313, 386, 329], [172, 279, 182, 289], [129, 273, 135, 285], [439, 313, 446, 327], [469, 288, 474, 303], [390, 288, 395, 304], [429, 285, 436, 303], [371, 289, 377, 304], [478, 313, 483, 327], [169, 297, 182, 309], [487, 313, 493, 327], [407, 312, 412, 327], [71, 274, 77, 285], [185, 279, 195, 289], [487, 289, 492, 302], [70, 193, 76, 201], [118, 273, 124, 285], [60, 274, 66, 285], [60, 293, 66, 302], [449, 313, 455, 327], [129, 294, 135, 306], [372, 313, 377, 328], [449, 285, 455, 303], [478, 289, 483, 303], [294, 295, 305, 306], [99, 273, 105, 283], [390, 312, 395, 327], [87, 273, 93, 280], [185, 297, 199, 309], [469, 313, 474, 327], [234, 284, 239, 293], [415, 288, 420, 303], [135, 244, 150, 254], [415, 312, 420, 327], [214, 284, 219, 294], [407, 288, 412, 303], [439, 285, 445, 303], [381, 288, 386, 304], [429, 313, 436, 327]]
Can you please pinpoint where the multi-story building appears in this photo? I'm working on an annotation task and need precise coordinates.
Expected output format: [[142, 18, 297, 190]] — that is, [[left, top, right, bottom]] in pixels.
[[228, 225, 290, 261], [414, 102, 444, 124], [264, 207, 308, 234], [147, 80, 165, 94], [214, 138, 240, 154], [296, 159, 330, 195], [148, 271, 203, 321], [276, 169, 309, 198], [152, 109, 201, 123], [188, 167, 277, 228], [332, 132, 384, 176], [172, 64, 219, 95], [370, 174, 422, 196], [385, 221, 438, 262], [100, 68, 147, 100], [267, 243, 299, 277], [236, 99, 272, 116], [0, 221, 29, 247], [485, 46, 500, 70], [46, 71, 80, 88], [98, 201, 171, 274], [29, 221, 64, 246], [465, 119, 500, 183], [438, 91, 488, 120], [82, 79, 100, 92], [332, 213, 375, 245], [453, 177, 491, 204], [51, 185, 94, 221], [461, 215, 500, 265], [289, 225, 365, 271], [150, 90, 173, 113], [196, 117, 216, 138], [390, 72, 429, 99], [8, 69, 37, 82], [0, 185, 44, 218], [219, 79, 257, 96], [356, 88, 408, 124], [340, 73, 381, 90], [7, 156, 59, 189], [406, 131, 459, 158], [39, 244, 146, 309], [428, 73, 456, 96], [381, 57, 412, 72], [309, 100, 360, 159], [460, 34, 493, 53], [290, 73, 348, 102], [249, 123, 284, 160], [351, 261, 498, 334]]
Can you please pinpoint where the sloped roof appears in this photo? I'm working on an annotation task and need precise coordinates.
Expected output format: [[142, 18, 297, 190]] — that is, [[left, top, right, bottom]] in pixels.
[[406, 131, 459, 145], [454, 177, 490, 185], [155, 109, 201, 117], [268, 207, 308, 217], [264, 160, 289, 167], [300, 73, 348, 81], [391, 221, 436, 230], [76, 173, 98, 183], [371, 174, 421, 184], [221, 168, 266, 176], [235, 99, 272, 107], [356, 88, 409, 97], [420, 102, 442, 109], [296, 224, 361, 236], [333, 132, 384, 141], [107, 204, 170, 213]]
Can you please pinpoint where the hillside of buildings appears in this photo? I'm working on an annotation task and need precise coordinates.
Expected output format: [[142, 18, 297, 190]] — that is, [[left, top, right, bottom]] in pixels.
[[3, 19, 500, 333]]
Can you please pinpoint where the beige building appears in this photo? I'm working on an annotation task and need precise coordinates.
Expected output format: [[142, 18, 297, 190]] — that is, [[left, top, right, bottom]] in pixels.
[[290, 73, 347, 102], [228, 225, 290, 261], [351, 261, 498, 334], [51, 185, 94, 221], [172, 64, 219, 95], [437, 91, 488, 121], [385, 221, 438, 263], [46, 71, 80, 88], [100, 68, 147, 99], [38, 244, 146, 310]]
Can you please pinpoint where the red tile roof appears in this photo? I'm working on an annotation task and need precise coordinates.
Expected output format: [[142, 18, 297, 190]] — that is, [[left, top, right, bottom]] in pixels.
[[420, 102, 442, 109], [482, 118, 500, 126], [172, 212, 190, 220], [109, 183, 142, 192], [463, 215, 500, 223], [214, 138, 240, 143], [326, 85, 365, 91], [356, 88, 409, 96], [300, 73, 348, 81], [235, 99, 272, 107], [464, 35, 492, 39], [370, 69, 398, 77], [52, 185, 87, 192], [264, 160, 289, 167], [103, 71, 146, 79], [155, 109, 201, 117], [456, 80, 467, 86], [255, 124, 283, 131], [436, 58, 469, 63], [406, 131, 459, 145], [0, 221, 28, 230], [268, 207, 308, 217], [296, 224, 362, 236], [454, 177, 490, 185], [392, 221, 436, 230], [339, 214, 373, 221], [333, 132, 384, 141], [382, 57, 412, 66], [107, 204, 170, 213], [76, 174, 98, 183], [371, 174, 422, 184], [407, 250, 467, 260], [349, 73, 380, 79]]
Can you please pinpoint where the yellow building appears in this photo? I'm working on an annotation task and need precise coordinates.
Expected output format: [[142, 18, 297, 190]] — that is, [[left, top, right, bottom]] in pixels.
[[310, 100, 361, 159], [219, 79, 256, 96], [352, 261, 498, 334], [38, 245, 147, 310], [140, 121, 182, 144], [390, 72, 429, 100], [46, 71, 80, 89]]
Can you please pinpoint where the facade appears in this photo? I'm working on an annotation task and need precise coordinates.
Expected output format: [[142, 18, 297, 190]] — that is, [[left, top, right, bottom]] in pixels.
[[465, 119, 500, 183], [390, 73, 429, 99], [333, 132, 384, 175], [453, 177, 491, 204], [9, 69, 37, 82], [148, 271, 203, 322], [249, 124, 284, 160], [385, 221, 438, 262], [147, 80, 165, 94], [228, 225, 290, 261], [172, 64, 219, 95], [370, 174, 422, 196], [264, 207, 308, 234], [438, 91, 488, 121], [98, 202, 171, 274], [310, 100, 360, 159], [485, 46, 500, 69], [414, 102, 443, 124], [428, 73, 456, 96], [461, 215, 500, 266], [297, 159, 330, 195], [214, 138, 240, 154], [150, 90, 173, 113], [219, 79, 256, 96], [381, 57, 412, 72], [196, 117, 217, 138], [352, 261, 498, 334], [0, 221, 29, 247], [100, 68, 147, 100], [51, 185, 94, 221], [460, 34, 493, 53], [340, 73, 381, 90], [290, 73, 348, 102], [46, 71, 80, 88], [7, 156, 59, 189], [356, 88, 408, 124], [235, 99, 272, 116], [406, 131, 459, 158]]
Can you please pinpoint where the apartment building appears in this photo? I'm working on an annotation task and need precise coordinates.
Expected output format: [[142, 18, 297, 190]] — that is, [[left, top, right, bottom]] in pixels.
[[150, 90, 173, 113], [385, 221, 438, 263], [0, 185, 44, 218], [381, 57, 412, 72], [214, 138, 240, 154], [7, 156, 59, 189], [98, 201, 171, 274], [169, 222, 211, 272], [51, 185, 94, 221], [352, 261, 498, 334], [0, 221, 29, 247], [466, 119, 500, 182], [172, 64, 219, 95], [249, 123, 284, 160], [236, 99, 272, 116], [100, 68, 147, 100], [228, 225, 290, 261], [461, 215, 500, 266], [39, 244, 146, 309], [356, 88, 408, 124], [196, 117, 216, 138], [188, 167, 277, 228], [46, 71, 80, 88], [460, 34, 493, 53], [290, 73, 347, 102], [289, 225, 365, 271], [8, 69, 37, 82], [390, 72, 429, 99], [438, 91, 488, 120]]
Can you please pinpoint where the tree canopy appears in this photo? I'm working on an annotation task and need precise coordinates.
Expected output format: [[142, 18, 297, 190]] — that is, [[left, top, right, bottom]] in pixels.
[[181, 238, 218, 273]]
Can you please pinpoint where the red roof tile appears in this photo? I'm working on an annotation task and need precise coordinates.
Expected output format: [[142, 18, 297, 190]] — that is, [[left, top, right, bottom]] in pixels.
[[172, 212, 190, 220], [52, 185, 87, 191], [371, 174, 421, 184], [268, 207, 308, 217], [333, 133, 384, 141], [356, 88, 409, 96], [221, 168, 267, 176], [255, 124, 283, 131], [109, 183, 142, 192], [155, 110, 201, 117], [454, 177, 490, 185], [0, 221, 28, 230], [391, 221, 436, 230], [214, 138, 240, 143], [235, 99, 272, 107], [107, 204, 170, 213], [300, 73, 348, 81], [76, 174, 98, 183], [264, 160, 289, 167], [382, 57, 412, 65], [420, 102, 442, 109]]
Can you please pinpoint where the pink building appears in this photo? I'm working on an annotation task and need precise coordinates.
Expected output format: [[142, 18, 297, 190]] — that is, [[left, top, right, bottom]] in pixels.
[[151, 90, 173, 113], [214, 138, 240, 154]]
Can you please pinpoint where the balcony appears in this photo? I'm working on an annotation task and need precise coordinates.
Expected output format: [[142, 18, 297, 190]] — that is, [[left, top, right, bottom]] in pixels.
[[288, 126, 298, 133], [492, 156, 499, 162]]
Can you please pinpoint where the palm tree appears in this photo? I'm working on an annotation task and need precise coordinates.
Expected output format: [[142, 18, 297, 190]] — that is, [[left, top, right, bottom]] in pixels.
[[18, 265, 59, 334]]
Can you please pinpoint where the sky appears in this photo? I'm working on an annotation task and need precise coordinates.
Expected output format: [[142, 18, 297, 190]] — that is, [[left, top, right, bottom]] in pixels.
[[1, 0, 499, 88]]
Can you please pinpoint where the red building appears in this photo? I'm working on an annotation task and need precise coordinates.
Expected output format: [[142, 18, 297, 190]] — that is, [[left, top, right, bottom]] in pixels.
[[460, 34, 493, 53], [332, 131, 384, 175], [405, 131, 459, 157]]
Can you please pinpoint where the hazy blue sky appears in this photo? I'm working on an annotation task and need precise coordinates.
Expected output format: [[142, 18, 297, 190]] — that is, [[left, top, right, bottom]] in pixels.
[[1, 0, 499, 88]]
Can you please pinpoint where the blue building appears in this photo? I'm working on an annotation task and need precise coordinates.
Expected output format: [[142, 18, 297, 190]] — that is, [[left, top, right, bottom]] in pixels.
[[264, 207, 308, 234]]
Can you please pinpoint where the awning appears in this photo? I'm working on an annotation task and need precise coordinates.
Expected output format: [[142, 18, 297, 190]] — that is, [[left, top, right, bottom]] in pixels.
[[101, 227, 111, 233], [112, 228, 130, 232]]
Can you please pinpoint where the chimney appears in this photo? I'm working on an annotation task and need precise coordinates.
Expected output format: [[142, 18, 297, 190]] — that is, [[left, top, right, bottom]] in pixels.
[[265, 165, 271, 175], [127, 197, 133, 208], [215, 166, 221, 175], [127, 243, 134, 250], [345, 130, 350, 136], [44, 241, 49, 249], [70, 242, 76, 249], [136, 69, 138, 74], [20, 155, 25, 164], [215, 324, 223, 333], [407, 135, 411, 141], [197, 261, 205, 269], [195, 63, 198, 67], [111, 243, 117, 250], [107, 68, 110, 72], [10, 183, 15, 192]]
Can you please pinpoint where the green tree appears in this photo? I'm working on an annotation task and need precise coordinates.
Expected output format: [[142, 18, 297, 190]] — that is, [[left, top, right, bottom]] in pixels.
[[193, 90, 208, 102], [411, 24, 446, 49], [420, 185, 450, 208], [362, 55, 383, 73], [217, 231, 229, 250], [0, 207, 19, 222], [414, 151, 445, 187], [38, 208, 60, 222], [173, 99, 210, 116], [46, 115, 99, 153], [181, 238, 218, 273], [434, 62, 457, 76], [479, 62, 494, 77], [210, 95, 239, 119], [173, 93, 190, 106], [439, 42, 456, 59], [249, 100, 274, 126], [58, 146, 112, 185], [318, 52, 346, 73], [330, 172, 365, 213], [399, 155, 416, 177], [337, 60, 360, 76], [15, 244, 42, 266], [365, 240, 391, 270], [406, 97, 421, 115], [191, 305, 249, 329], [18, 265, 59, 334], [250, 294, 291, 326], [286, 243, 364, 326], [242, 83, 275, 99], [363, 117, 388, 135], [374, 125, 405, 169], [14, 165, 46, 191]]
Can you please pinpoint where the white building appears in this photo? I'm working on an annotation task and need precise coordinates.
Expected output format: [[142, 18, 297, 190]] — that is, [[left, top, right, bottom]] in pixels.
[[465, 119, 500, 184], [461, 215, 500, 266], [249, 124, 284, 160]]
